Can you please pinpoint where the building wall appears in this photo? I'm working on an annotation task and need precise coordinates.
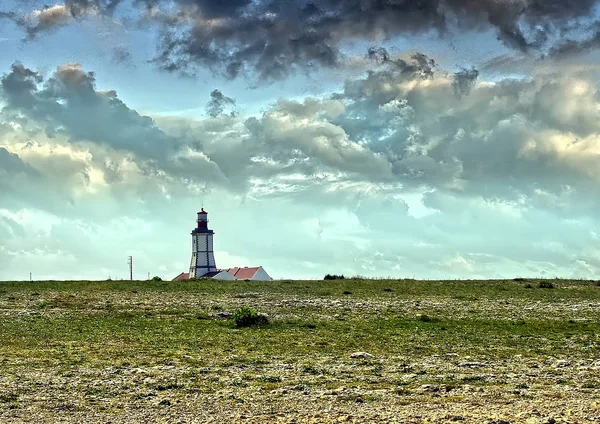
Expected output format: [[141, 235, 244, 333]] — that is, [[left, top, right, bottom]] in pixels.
[[250, 267, 273, 281], [212, 271, 237, 280], [190, 233, 217, 278]]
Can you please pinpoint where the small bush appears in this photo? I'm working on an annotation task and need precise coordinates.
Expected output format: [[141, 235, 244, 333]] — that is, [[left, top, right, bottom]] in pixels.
[[538, 281, 554, 289], [324, 274, 345, 280], [232, 306, 269, 328], [524, 283, 533, 289], [152, 276, 162, 282], [418, 314, 433, 322]]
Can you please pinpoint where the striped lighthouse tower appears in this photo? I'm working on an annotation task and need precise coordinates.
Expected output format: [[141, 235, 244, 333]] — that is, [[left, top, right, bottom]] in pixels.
[[189, 208, 217, 278]]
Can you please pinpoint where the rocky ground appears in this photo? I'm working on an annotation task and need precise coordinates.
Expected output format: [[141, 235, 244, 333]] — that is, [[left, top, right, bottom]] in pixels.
[[0, 279, 599, 423]]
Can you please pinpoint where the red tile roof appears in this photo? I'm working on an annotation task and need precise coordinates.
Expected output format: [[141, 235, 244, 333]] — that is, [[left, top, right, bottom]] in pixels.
[[226, 267, 261, 279], [173, 267, 263, 281]]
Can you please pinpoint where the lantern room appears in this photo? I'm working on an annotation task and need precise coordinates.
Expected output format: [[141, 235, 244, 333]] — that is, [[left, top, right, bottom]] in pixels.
[[196, 208, 209, 230]]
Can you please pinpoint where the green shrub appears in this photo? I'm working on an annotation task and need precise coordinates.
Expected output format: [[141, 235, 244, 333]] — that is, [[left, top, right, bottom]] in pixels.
[[258, 375, 281, 383], [152, 276, 162, 282], [232, 306, 269, 328], [538, 281, 554, 289], [324, 274, 345, 280]]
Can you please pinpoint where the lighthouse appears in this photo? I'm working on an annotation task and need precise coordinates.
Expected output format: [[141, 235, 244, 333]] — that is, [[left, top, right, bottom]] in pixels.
[[189, 208, 217, 278], [173, 208, 273, 281]]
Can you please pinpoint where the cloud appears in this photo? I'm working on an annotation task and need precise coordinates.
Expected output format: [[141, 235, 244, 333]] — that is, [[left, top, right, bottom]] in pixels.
[[8, 1, 123, 38], [0, 147, 31, 172], [0, 11, 15, 21], [111, 46, 134, 66], [64, 0, 123, 17], [23, 5, 73, 38], [547, 21, 600, 58], [0, 61, 232, 212], [138, 0, 600, 80], [0, 147, 40, 209], [206, 89, 235, 118], [334, 58, 600, 220], [1, 62, 177, 161], [4, 57, 600, 217], [159, 57, 600, 214], [2, 57, 600, 279], [452, 67, 479, 98], [4, 0, 600, 80], [367, 48, 436, 79]]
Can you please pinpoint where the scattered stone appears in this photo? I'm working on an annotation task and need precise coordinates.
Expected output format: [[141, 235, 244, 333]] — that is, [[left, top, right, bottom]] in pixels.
[[420, 385, 440, 393], [458, 361, 487, 368], [213, 312, 232, 319], [350, 352, 375, 359]]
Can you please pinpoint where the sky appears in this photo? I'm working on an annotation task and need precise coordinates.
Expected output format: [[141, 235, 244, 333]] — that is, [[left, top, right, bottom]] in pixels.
[[2, 1, 600, 281]]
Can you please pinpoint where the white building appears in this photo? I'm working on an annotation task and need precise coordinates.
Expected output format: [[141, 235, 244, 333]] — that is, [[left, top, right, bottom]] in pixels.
[[173, 209, 273, 281], [224, 267, 272, 281]]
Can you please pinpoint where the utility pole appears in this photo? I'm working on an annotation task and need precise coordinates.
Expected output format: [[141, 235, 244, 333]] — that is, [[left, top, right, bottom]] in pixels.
[[29, 272, 32, 282], [128, 256, 133, 281]]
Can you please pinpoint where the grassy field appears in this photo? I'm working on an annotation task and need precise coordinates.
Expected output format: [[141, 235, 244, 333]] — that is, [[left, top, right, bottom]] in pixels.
[[0, 278, 599, 423]]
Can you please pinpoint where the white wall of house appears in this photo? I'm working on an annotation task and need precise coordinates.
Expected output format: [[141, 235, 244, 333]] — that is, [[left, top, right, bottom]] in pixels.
[[250, 267, 273, 281], [211, 271, 237, 280]]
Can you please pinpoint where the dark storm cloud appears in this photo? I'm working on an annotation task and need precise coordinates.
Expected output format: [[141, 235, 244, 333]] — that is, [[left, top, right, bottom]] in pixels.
[[547, 21, 600, 58], [367, 47, 436, 79], [64, 0, 123, 17], [452, 67, 479, 97], [4, 0, 600, 78], [0, 62, 43, 107], [139, 0, 600, 80], [206, 89, 236, 118]]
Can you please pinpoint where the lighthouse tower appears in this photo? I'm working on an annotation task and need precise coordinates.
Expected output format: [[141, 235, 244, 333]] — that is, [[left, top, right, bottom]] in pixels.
[[189, 208, 217, 278]]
